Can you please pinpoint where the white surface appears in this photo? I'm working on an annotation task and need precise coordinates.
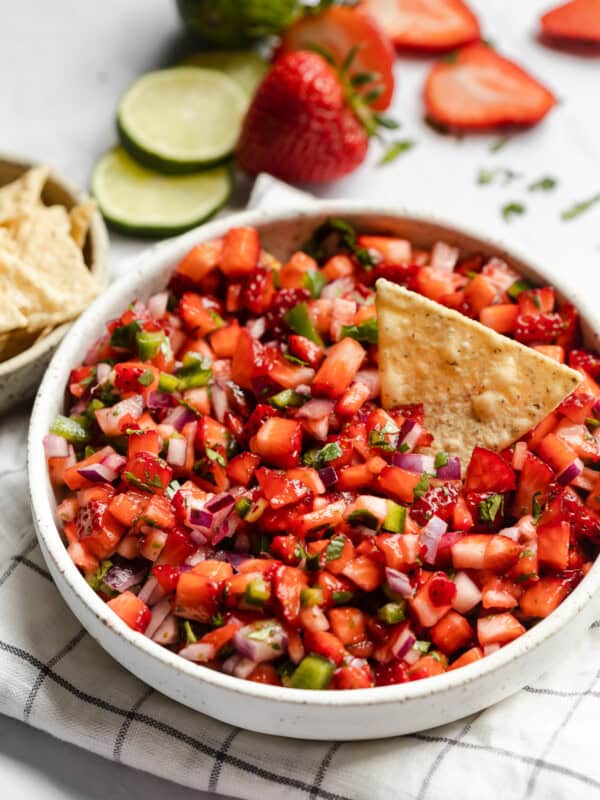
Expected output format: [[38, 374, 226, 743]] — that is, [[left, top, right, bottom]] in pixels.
[[1, 0, 599, 796]]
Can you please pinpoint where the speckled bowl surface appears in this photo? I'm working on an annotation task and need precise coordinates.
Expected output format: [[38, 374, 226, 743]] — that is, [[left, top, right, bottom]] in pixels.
[[27, 203, 600, 740], [0, 155, 109, 415]]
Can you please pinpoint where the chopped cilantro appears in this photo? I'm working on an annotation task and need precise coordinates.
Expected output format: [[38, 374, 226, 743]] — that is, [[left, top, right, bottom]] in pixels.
[[86, 560, 112, 592], [325, 535, 346, 562], [532, 491, 544, 523], [562, 193, 600, 221], [283, 352, 309, 367], [379, 139, 416, 166], [502, 202, 526, 222], [478, 493, 504, 522], [183, 620, 197, 645], [528, 176, 557, 192], [340, 318, 378, 344], [210, 613, 225, 628], [304, 440, 343, 468], [206, 447, 226, 467], [490, 136, 510, 153]]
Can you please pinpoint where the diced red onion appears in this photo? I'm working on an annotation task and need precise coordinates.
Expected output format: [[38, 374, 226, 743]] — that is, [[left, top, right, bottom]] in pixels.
[[188, 507, 213, 529], [572, 467, 597, 492], [137, 576, 158, 605], [96, 395, 143, 435], [321, 277, 355, 300], [44, 433, 69, 458], [84, 334, 109, 365], [184, 549, 208, 567], [103, 558, 147, 593], [499, 526, 519, 542], [593, 398, 600, 419], [167, 437, 187, 467], [211, 381, 229, 423], [247, 317, 266, 339], [354, 369, 380, 399], [77, 463, 118, 484], [557, 458, 584, 486], [318, 466, 338, 488], [144, 595, 172, 638], [147, 390, 175, 410], [436, 457, 461, 480], [385, 567, 415, 598], [233, 620, 288, 663], [148, 580, 167, 606], [452, 570, 482, 614], [206, 492, 235, 514], [297, 398, 334, 420], [392, 452, 435, 474], [421, 515, 448, 564], [398, 419, 423, 451], [212, 510, 243, 546], [151, 614, 178, 645], [70, 399, 87, 415], [404, 646, 421, 666], [179, 642, 215, 662], [234, 657, 258, 679], [101, 452, 127, 474], [391, 628, 416, 661], [148, 291, 169, 318], [302, 415, 330, 442], [94, 362, 111, 384], [222, 552, 252, 571], [431, 241, 459, 272], [512, 441, 528, 471], [163, 404, 197, 432]]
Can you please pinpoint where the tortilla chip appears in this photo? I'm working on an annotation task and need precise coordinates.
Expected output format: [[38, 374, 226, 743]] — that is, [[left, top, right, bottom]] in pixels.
[[10, 205, 98, 308], [69, 199, 96, 248], [0, 285, 27, 333], [376, 279, 582, 466], [0, 165, 49, 224]]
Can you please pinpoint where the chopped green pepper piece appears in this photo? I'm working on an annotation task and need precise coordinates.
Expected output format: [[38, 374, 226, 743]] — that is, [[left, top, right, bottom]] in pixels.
[[86, 398, 105, 419], [382, 500, 406, 533], [325, 535, 346, 561], [50, 414, 90, 444], [434, 452, 449, 469], [235, 497, 252, 518], [283, 302, 323, 347], [301, 587, 324, 607], [176, 352, 212, 390], [110, 320, 141, 349], [136, 330, 165, 360], [377, 601, 406, 625], [331, 590, 354, 605], [346, 509, 379, 529], [290, 654, 335, 690], [413, 640, 431, 654], [303, 270, 327, 299], [269, 388, 308, 410], [507, 279, 532, 300], [158, 372, 179, 393], [244, 577, 271, 607]]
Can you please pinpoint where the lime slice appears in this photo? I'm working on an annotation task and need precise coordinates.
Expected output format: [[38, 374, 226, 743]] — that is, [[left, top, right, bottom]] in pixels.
[[92, 147, 231, 237], [117, 66, 247, 173], [183, 50, 267, 100]]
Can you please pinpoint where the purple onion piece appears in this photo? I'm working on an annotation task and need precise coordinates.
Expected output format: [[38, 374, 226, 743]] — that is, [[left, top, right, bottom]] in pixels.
[[385, 567, 415, 598], [101, 452, 127, 473], [179, 642, 215, 662], [103, 557, 147, 593], [44, 433, 69, 458], [151, 614, 178, 645], [205, 493, 235, 513], [212, 511, 243, 546], [167, 437, 187, 467], [148, 291, 169, 319], [188, 507, 213, 529], [391, 452, 435, 474], [391, 630, 416, 661], [557, 458, 584, 486], [144, 595, 172, 638], [77, 463, 118, 484], [233, 620, 288, 663], [420, 515, 448, 565], [137, 576, 158, 605], [233, 657, 258, 679], [211, 382, 229, 423], [398, 419, 423, 451], [221, 552, 252, 571], [436, 456, 461, 480], [297, 398, 334, 420], [96, 362, 112, 384], [318, 466, 339, 488], [147, 390, 176, 410], [163, 405, 197, 432]]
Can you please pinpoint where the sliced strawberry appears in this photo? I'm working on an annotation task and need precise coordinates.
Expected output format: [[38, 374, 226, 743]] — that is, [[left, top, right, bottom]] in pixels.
[[513, 450, 554, 517], [540, 0, 600, 45], [424, 43, 556, 130], [365, 0, 480, 51], [465, 446, 516, 493], [277, 6, 396, 110]]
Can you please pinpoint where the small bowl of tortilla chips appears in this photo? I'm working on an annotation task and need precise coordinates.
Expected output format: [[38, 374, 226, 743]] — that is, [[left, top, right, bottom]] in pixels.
[[0, 156, 109, 414]]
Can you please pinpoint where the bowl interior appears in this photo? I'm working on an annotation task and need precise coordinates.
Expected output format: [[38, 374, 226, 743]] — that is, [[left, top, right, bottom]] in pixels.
[[28, 203, 600, 717], [0, 155, 109, 374]]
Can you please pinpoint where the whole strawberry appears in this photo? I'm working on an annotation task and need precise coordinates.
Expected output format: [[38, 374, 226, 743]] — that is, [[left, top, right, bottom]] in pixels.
[[237, 50, 373, 184]]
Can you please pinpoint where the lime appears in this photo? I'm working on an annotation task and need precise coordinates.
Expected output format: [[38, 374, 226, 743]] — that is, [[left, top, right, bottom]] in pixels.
[[92, 147, 231, 237], [176, 0, 299, 47], [183, 50, 268, 99]]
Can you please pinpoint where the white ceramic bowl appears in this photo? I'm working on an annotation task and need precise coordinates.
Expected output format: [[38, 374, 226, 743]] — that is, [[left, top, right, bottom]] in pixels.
[[28, 203, 600, 740], [0, 155, 109, 415]]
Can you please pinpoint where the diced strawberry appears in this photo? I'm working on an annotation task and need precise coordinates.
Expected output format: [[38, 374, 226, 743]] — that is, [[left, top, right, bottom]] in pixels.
[[465, 447, 516, 493], [518, 287, 555, 315], [412, 267, 463, 303], [341, 556, 384, 592], [288, 334, 324, 368], [448, 646, 483, 671], [176, 239, 222, 283], [273, 565, 308, 626], [374, 658, 409, 686], [481, 577, 519, 610], [210, 322, 241, 358], [127, 429, 160, 458], [157, 526, 196, 566], [536, 433, 578, 473], [377, 466, 422, 504], [430, 610, 473, 654], [256, 467, 309, 508], [250, 417, 303, 469], [557, 389, 596, 424], [247, 664, 282, 686], [123, 452, 172, 495], [537, 521, 570, 571], [464, 274, 496, 314], [411, 484, 458, 526], [520, 577, 572, 618], [241, 266, 276, 315], [220, 227, 260, 278], [152, 563, 180, 593], [230, 329, 269, 391], [178, 293, 223, 337], [479, 303, 519, 334], [328, 607, 368, 645], [226, 452, 260, 487], [513, 450, 555, 517], [569, 349, 600, 379], [312, 338, 366, 399], [514, 312, 565, 345], [108, 591, 151, 633], [332, 662, 374, 689], [408, 653, 447, 680], [409, 580, 452, 627], [303, 629, 346, 666], [483, 535, 521, 572], [108, 490, 147, 527], [270, 534, 301, 565], [175, 571, 223, 623], [477, 612, 525, 646], [451, 534, 490, 570], [376, 533, 420, 570], [555, 419, 600, 461]]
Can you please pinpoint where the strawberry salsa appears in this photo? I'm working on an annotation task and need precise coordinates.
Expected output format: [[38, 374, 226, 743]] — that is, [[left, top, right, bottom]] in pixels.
[[45, 221, 600, 690]]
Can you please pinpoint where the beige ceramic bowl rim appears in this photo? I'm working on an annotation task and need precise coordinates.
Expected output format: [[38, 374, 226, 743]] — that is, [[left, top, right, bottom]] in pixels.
[[28, 200, 600, 710], [0, 153, 110, 377]]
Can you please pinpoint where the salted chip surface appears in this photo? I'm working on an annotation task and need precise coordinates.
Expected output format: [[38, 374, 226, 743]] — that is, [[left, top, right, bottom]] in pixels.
[[0, 164, 49, 224], [376, 278, 582, 466], [69, 199, 96, 248]]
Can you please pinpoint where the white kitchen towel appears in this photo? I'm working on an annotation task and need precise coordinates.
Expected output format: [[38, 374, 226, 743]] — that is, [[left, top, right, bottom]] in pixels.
[[2, 175, 600, 800]]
